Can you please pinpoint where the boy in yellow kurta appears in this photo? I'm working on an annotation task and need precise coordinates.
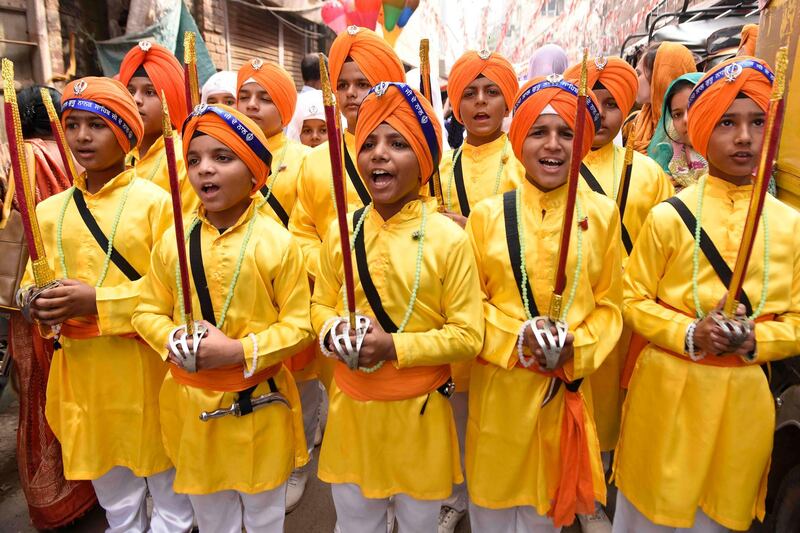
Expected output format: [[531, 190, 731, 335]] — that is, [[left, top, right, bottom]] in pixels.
[[235, 57, 321, 511], [435, 48, 526, 533], [21, 77, 193, 532], [132, 105, 313, 532], [119, 40, 200, 218], [562, 57, 673, 460], [311, 82, 484, 532], [289, 27, 406, 280], [465, 75, 623, 532], [613, 57, 800, 532]]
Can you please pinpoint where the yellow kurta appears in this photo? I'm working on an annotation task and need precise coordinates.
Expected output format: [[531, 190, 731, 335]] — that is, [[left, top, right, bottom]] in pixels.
[[255, 132, 309, 227], [464, 182, 623, 512], [131, 132, 200, 218], [438, 133, 526, 391], [289, 130, 370, 280], [581, 142, 674, 451], [310, 198, 484, 499], [21, 169, 173, 480], [132, 203, 314, 494], [615, 176, 800, 530]]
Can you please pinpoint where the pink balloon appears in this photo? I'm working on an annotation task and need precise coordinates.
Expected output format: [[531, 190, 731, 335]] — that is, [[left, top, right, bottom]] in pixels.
[[322, 1, 348, 33], [329, 14, 348, 34]]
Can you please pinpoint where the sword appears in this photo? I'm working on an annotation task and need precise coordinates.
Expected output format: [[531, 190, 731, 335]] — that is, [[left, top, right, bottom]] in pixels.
[[318, 54, 369, 370], [616, 129, 634, 220], [3, 59, 60, 338], [161, 92, 206, 371], [419, 39, 444, 207], [40, 88, 79, 183], [200, 391, 290, 421], [183, 31, 200, 114], [713, 47, 788, 349]]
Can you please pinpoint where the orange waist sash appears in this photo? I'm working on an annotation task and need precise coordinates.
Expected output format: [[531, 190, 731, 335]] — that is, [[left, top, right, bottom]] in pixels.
[[621, 301, 775, 389], [334, 361, 450, 402], [477, 355, 595, 526], [284, 343, 316, 373], [60, 317, 142, 343], [170, 362, 281, 393]]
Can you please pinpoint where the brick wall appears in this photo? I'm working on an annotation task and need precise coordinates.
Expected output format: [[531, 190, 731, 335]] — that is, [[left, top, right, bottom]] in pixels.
[[193, 0, 227, 69]]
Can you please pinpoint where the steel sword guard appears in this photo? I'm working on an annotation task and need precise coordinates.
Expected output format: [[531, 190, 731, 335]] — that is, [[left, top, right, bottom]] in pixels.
[[518, 317, 568, 371], [168, 321, 208, 373], [330, 314, 371, 370], [709, 309, 752, 350], [17, 281, 63, 339], [199, 391, 290, 421]]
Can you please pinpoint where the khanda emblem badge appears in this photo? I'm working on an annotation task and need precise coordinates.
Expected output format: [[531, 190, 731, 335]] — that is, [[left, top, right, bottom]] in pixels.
[[724, 63, 743, 82], [478, 49, 492, 60], [594, 56, 608, 70], [347, 25, 360, 36], [251, 58, 263, 70], [546, 73, 563, 84], [73, 79, 88, 95], [138, 40, 152, 52], [374, 81, 389, 97], [193, 103, 208, 116]]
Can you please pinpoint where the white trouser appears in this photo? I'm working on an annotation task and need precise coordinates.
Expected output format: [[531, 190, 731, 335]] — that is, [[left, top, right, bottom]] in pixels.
[[469, 501, 561, 533], [297, 379, 323, 454], [332, 482, 440, 533], [91, 466, 193, 533], [612, 490, 729, 533], [189, 483, 287, 533], [442, 391, 468, 513]]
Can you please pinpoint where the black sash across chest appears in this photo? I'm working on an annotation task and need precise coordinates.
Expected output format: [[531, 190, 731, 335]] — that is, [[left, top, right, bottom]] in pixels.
[[579, 163, 633, 254]]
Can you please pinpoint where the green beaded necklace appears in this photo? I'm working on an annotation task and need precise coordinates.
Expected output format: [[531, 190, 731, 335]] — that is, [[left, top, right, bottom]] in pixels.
[[349, 201, 428, 373], [446, 136, 509, 211], [258, 141, 290, 208], [516, 187, 583, 322], [174, 210, 259, 329], [56, 176, 137, 287], [690, 174, 770, 319]]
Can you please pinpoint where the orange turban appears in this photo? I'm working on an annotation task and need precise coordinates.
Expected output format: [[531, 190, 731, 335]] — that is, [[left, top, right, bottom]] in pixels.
[[508, 76, 600, 164], [182, 104, 273, 195], [448, 50, 519, 123], [329, 26, 405, 87], [61, 77, 144, 154], [687, 56, 773, 159], [738, 24, 759, 57], [564, 56, 638, 116], [236, 59, 297, 127], [632, 42, 696, 152], [118, 41, 188, 127], [355, 82, 442, 184]]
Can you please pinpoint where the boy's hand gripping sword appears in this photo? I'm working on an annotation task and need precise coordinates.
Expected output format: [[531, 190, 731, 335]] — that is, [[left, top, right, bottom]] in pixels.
[[712, 47, 788, 349], [4, 59, 61, 338], [521, 50, 589, 371], [318, 54, 369, 370], [161, 94, 206, 371]]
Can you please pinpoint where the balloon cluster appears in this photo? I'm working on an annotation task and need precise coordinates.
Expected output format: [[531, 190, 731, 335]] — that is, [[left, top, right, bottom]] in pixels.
[[321, 0, 420, 47]]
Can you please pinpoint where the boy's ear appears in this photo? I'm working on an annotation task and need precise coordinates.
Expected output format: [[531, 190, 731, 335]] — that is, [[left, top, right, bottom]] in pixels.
[[503, 105, 510, 118]]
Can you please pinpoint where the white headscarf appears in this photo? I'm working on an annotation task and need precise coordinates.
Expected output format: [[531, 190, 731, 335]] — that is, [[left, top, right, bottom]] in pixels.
[[200, 71, 238, 104], [287, 89, 326, 142]]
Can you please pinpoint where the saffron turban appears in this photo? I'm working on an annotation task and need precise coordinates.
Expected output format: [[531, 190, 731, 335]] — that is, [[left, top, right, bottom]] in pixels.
[[118, 41, 188, 127], [508, 76, 600, 163], [447, 50, 519, 123], [687, 56, 773, 158], [564, 56, 638, 117], [61, 76, 144, 154], [328, 27, 405, 87], [355, 82, 442, 184], [182, 104, 273, 195], [236, 59, 298, 127]]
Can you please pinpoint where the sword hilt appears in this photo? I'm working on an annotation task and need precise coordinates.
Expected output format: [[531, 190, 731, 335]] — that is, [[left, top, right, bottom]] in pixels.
[[200, 391, 290, 421]]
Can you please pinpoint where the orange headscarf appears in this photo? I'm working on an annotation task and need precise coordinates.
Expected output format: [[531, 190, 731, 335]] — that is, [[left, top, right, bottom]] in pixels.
[[632, 42, 696, 152], [564, 56, 638, 117], [182, 104, 272, 195], [118, 41, 188, 127], [236, 59, 298, 127], [687, 56, 773, 159], [738, 24, 759, 56], [508, 76, 600, 164], [61, 77, 144, 154], [355, 82, 442, 184], [447, 50, 519, 123], [329, 27, 405, 87]]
